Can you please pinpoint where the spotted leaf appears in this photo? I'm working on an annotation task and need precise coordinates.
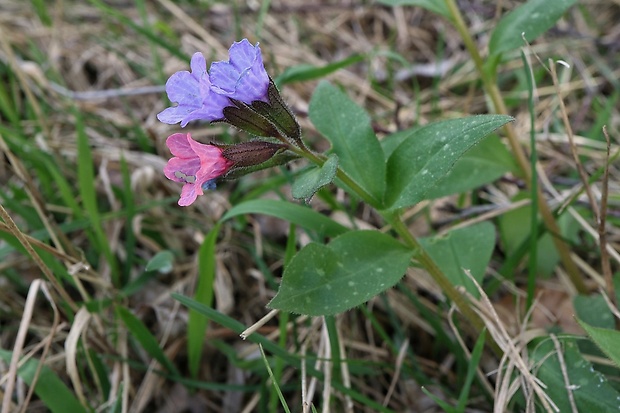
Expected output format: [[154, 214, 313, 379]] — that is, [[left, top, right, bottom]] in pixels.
[[268, 230, 413, 316]]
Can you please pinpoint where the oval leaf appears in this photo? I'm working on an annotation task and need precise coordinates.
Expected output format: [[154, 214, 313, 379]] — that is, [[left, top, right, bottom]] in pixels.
[[268, 230, 413, 316], [420, 222, 495, 298], [145, 250, 174, 273], [577, 319, 620, 368], [489, 0, 578, 56], [425, 136, 516, 199], [384, 115, 513, 210], [309, 82, 386, 207], [531, 337, 620, 412], [292, 154, 338, 201]]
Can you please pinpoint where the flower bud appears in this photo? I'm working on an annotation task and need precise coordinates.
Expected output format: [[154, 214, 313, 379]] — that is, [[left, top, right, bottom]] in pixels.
[[218, 141, 288, 168]]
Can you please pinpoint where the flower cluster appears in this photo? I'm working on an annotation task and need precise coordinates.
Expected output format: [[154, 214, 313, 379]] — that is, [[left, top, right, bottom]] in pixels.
[[157, 39, 269, 127], [158, 39, 300, 206]]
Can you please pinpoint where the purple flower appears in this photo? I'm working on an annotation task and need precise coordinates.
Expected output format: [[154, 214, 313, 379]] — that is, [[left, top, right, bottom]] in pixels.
[[157, 39, 270, 128], [163, 133, 234, 206], [209, 39, 270, 104], [157, 53, 230, 127]]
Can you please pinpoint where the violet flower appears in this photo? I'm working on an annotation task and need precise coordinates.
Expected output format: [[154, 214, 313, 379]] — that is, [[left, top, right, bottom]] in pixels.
[[157, 39, 270, 127], [209, 39, 270, 104], [157, 53, 230, 127], [163, 133, 233, 206]]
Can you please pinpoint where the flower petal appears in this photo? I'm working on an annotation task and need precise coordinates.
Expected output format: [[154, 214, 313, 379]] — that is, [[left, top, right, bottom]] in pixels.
[[163, 157, 201, 182], [178, 182, 201, 206], [187, 138, 233, 184], [163, 71, 203, 108], [165, 133, 196, 158], [209, 39, 269, 104], [189, 52, 208, 82], [157, 107, 187, 125], [228, 39, 257, 71], [158, 52, 230, 126]]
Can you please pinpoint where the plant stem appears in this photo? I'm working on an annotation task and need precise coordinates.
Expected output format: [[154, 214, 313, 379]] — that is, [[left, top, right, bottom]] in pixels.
[[289, 145, 383, 208], [296, 148, 486, 334], [443, 0, 587, 293], [386, 212, 485, 332]]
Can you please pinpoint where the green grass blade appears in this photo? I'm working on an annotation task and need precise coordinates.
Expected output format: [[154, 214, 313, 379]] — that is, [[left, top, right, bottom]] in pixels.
[[0, 349, 88, 413], [521, 50, 539, 311], [188, 223, 221, 377], [222, 199, 348, 238], [116, 305, 179, 376], [75, 110, 119, 285], [260, 344, 292, 413]]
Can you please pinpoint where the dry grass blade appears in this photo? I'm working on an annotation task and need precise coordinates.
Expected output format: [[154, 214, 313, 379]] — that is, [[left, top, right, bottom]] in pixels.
[[463, 270, 558, 413], [1, 280, 60, 413], [65, 308, 92, 407]]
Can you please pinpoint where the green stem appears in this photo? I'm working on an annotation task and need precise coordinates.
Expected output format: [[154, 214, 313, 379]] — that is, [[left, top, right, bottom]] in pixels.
[[443, 0, 587, 293], [288, 145, 382, 208], [295, 147, 486, 334], [385, 212, 485, 332]]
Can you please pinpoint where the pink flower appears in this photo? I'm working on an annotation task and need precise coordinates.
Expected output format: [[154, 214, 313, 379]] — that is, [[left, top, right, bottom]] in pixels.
[[163, 133, 234, 206]]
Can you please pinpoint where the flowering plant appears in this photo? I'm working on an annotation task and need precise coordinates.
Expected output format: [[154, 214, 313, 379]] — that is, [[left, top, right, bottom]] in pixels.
[[159, 38, 512, 324]]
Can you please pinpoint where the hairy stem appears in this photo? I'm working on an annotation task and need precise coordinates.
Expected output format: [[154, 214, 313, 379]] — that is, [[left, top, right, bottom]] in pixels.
[[385, 212, 486, 332], [296, 148, 487, 335]]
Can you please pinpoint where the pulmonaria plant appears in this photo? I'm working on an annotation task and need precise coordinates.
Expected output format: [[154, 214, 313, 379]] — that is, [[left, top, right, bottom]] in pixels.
[[159, 39, 301, 205], [159, 38, 513, 320]]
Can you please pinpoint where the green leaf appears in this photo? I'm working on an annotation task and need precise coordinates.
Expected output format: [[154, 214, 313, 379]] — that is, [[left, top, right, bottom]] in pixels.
[[425, 136, 516, 199], [268, 230, 413, 315], [221, 199, 349, 238], [275, 54, 364, 86], [292, 154, 338, 201], [530, 337, 620, 412], [577, 320, 620, 367], [573, 295, 615, 329], [116, 305, 179, 375], [489, 0, 578, 56], [420, 222, 495, 298], [188, 224, 220, 378], [499, 200, 580, 277], [384, 115, 513, 210], [309, 82, 386, 207], [0, 349, 88, 413], [375, 0, 450, 19], [145, 250, 174, 273]]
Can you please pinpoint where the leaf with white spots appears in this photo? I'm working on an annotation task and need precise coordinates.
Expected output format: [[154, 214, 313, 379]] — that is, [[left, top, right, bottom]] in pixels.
[[309, 82, 386, 208], [384, 115, 513, 210], [268, 230, 413, 316], [530, 336, 620, 412]]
